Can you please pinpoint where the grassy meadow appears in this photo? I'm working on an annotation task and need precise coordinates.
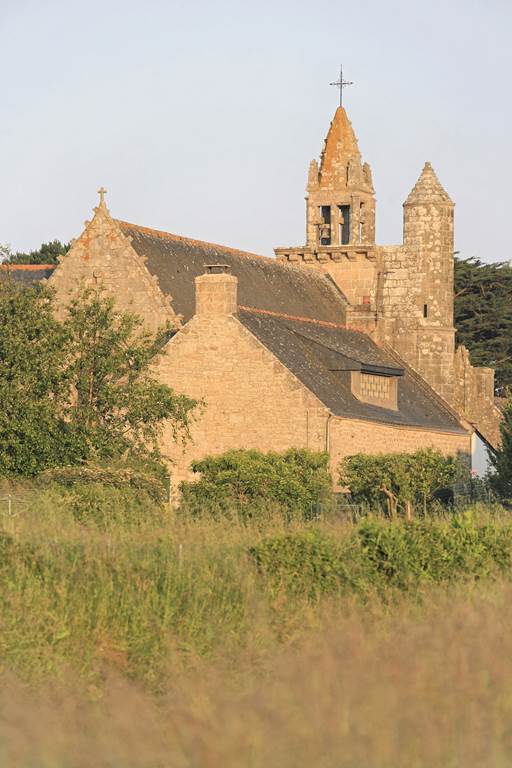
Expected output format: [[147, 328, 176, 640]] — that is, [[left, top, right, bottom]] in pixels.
[[2, 482, 512, 766]]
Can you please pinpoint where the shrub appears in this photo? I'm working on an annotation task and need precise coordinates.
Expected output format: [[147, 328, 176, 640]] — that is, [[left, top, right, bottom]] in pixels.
[[248, 529, 361, 599], [339, 449, 466, 518], [249, 514, 512, 599], [179, 448, 335, 522]]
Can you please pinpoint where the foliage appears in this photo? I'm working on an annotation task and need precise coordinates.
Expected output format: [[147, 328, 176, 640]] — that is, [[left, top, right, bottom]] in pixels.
[[63, 288, 195, 462], [40, 462, 168, 502], [0, 281, 79, 475], [488, 399, 512, 499], [0, 281, 196, 476], [249, 512, 512, 598], [454, 256, 512, 393], [2, 489, 512, 690], [55, 482, 168, 531], [179, 448, 334, 521], [338, 449, 465, 518], [2, 239, 70, 265]]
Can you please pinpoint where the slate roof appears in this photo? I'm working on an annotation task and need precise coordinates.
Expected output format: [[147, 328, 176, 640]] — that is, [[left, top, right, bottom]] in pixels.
[[5, 219, 466, 434], [117, 221, 347, 324], [0, 264, 56, 284], [238, 308, 466, 433]]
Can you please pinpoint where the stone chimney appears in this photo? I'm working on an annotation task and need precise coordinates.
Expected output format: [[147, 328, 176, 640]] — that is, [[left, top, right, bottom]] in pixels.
[[195, 264, 238, 317]]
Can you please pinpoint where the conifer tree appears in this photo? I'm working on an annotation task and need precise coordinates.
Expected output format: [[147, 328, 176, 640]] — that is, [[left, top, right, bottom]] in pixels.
[[488, 401, 512, 498], [454, 256, 512, 393]]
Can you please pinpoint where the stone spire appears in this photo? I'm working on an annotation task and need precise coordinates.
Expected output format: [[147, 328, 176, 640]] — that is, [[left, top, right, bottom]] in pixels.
[[312, 106, 373, 194], [404, 162, 453, 206]]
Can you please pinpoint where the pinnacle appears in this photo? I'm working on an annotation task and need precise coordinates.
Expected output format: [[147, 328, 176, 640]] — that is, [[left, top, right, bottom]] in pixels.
[[321, 107, 361, 168], [318, 106, 369, 190], [404, 162, 453, 205]]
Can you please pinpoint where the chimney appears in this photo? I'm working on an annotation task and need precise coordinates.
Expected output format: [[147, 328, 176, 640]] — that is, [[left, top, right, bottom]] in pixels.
[[195, 264, 238, 317]]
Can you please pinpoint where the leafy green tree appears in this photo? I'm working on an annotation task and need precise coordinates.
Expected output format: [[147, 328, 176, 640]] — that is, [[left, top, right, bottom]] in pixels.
[[454, 256, 512, 393], [180, 448, 334, 521], [488, 400, 512, 499], [339, 450, 463, 518], [0, 281, 78, 475], [4, 240, 70, 265], [63, 289, 195, 461], [0, 282, 196, 476]]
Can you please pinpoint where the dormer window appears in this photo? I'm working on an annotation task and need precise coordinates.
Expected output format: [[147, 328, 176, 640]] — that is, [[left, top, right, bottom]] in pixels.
[[351, 370, 400, 410]]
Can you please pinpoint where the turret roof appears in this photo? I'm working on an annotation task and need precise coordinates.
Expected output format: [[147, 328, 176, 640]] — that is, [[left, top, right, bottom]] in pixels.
[[404, 162, 453, 205]]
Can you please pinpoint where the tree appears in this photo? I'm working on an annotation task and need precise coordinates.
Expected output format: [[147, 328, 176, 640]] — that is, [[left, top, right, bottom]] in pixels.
[[454, 256, 512, 393], [488, 400, 512, 499], [4, 240, 70, 265], [63, 288, 195, 462], [0, 281, 77, 475], [339, 450, 464, 519], [0, 282, 196, 476]]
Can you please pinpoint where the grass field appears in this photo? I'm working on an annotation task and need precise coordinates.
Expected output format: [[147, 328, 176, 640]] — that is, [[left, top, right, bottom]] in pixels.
[[1, 484, 512, 766]]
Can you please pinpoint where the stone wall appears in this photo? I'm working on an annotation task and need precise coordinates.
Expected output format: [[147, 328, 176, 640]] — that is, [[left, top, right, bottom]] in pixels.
[[48, 201, 176, 333], [157, 312, 329, 495], [329, 416, 471, 485], [453, 345, 502, 447]]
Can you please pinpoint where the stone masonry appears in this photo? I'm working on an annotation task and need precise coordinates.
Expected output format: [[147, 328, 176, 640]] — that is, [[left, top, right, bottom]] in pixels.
[[157, 271, 469, 493], [49, 194, 176, 333], [275, 107, 501, 447]]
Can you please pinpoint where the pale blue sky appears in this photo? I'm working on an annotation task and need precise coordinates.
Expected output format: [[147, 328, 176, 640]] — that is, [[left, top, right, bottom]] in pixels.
[[1, 0, 510, 261]]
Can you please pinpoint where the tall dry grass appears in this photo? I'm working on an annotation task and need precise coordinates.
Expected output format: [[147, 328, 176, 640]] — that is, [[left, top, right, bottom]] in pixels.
[[2, 582, 512, 767], [3, 486, 512, 765]]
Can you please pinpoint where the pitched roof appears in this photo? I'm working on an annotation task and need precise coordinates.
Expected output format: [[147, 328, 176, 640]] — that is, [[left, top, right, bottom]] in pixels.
[[238, 308, 466, 433], [0, 264, 57, 284], [117, 220, 347, 324]]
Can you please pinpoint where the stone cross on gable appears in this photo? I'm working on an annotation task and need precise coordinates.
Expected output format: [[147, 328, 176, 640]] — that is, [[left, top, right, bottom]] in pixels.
[[330, 64, 353, 107], [97, 186, 107, 205]]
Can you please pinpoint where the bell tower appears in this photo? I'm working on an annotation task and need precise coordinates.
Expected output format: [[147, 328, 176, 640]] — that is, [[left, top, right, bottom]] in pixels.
[[275, 106, 378, 318], [306, 106, 376, 249]]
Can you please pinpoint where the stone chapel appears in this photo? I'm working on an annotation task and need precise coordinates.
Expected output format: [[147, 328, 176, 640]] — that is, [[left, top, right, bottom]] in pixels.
[[3, 105, 501, 491]]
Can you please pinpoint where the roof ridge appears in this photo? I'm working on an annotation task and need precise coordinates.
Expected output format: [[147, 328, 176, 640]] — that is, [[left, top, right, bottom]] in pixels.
[[116, 219, 275, 264], [238, 305, 367, 333], [0, 264, 57, 271], [115, 220, 342, 285]]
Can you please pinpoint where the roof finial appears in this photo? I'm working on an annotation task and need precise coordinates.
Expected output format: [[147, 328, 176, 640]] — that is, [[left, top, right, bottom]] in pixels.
[[330, 64, 353, 108], [97, 186, 107, 207]]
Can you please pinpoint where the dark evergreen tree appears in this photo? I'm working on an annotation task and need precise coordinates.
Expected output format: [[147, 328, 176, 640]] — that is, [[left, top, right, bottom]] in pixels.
[[454, 256, 512, 393], [5, 240, 70, 265], [488, 401, 512, 498]]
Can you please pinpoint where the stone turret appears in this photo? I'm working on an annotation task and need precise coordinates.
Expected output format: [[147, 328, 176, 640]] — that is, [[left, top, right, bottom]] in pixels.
[[403, 162, 455, 328], [398, 162, 456, 401]]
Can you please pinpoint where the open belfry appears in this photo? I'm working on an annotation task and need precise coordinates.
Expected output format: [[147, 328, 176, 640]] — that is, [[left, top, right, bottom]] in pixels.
[[5, 91, 502, 491]]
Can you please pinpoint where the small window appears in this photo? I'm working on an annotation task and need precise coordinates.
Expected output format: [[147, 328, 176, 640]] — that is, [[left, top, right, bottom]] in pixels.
[[338, 205, 350, 245], [320, 206, 331, 246], [423, 304, 428, 318], [321, 206, 331, 224]]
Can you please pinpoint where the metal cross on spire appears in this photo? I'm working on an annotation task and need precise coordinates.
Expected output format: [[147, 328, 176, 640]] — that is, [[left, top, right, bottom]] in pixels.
[[330, 65, 353, 107]]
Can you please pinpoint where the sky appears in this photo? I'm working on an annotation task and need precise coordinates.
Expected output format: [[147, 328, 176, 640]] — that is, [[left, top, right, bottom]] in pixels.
[[1, 0, 510, 261]]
